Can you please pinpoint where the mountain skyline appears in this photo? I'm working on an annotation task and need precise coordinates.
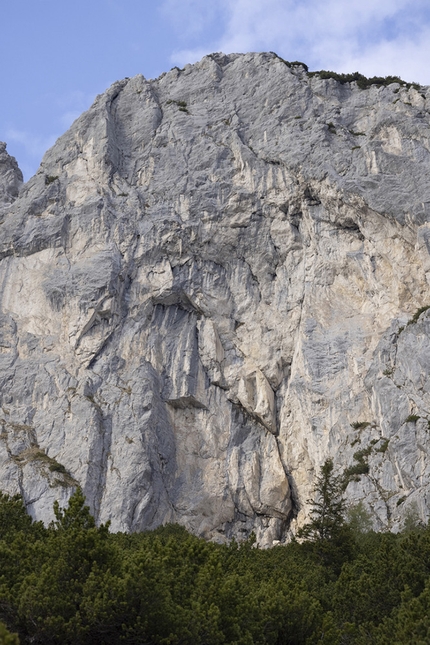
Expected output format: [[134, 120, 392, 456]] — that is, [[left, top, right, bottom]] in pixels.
[[2, 0, 430, 180]]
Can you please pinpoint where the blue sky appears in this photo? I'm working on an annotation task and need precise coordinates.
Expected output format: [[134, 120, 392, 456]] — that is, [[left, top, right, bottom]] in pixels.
[[3, 0, 430, 180]]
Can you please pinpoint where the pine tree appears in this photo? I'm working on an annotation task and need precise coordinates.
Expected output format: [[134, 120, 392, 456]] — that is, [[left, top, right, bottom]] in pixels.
[[298, 459, 353, 569], [298, 459, 346, 542], [53, 487, 96, 531]]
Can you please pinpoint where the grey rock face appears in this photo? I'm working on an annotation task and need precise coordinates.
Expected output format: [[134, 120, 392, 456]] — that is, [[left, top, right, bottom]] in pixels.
[[0, 143, 23, 207], [1, 52, 430, 544]]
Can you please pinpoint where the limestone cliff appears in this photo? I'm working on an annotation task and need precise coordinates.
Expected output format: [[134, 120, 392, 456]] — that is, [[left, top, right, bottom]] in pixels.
[[1, 52, 430, 545]]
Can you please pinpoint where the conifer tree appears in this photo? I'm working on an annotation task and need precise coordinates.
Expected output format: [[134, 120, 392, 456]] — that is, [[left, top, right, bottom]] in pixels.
[[298, 459, 353, 569], [298, 459, 346, 542]]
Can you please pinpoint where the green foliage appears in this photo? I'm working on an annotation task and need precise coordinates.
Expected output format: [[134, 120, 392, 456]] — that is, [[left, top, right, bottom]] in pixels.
[[0, 493, 33, 539], [345, 463, 370, 478], [347, 502, 373, 535], [166, 98, 189, 113], [371, 580, 430, 644], [271, 53, 309, 72], [350, 421, 370, 430], [353, 447, 372, 461], [0, 623, 19, 645], [289, 60, 309, 71], [271, 53, 421, 92], [49, 462, 67, 473], [44, 175, 58, 185], [297, 459, 354, 572], [53, 487, 97, 531], [405, 414, 420, 423], [298, 459, 347, 542], [2, 487, 430, 644], [407, 305, 430, 326], [307, 69, 418, 90], [376, 438, 389, 453], [403, 503, 424, 533], [344, 448, 371, 481]]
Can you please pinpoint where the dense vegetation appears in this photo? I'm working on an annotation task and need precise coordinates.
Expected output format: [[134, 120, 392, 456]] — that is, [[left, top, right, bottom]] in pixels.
[[1, 462, 429, 644]]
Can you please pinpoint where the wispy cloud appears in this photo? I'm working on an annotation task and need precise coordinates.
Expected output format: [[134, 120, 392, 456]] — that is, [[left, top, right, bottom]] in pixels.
[[165, 0, 430, 83], [5, 129, 59, 181], [4, 88, 99, 181], [55, 89, 97, 129], [59, 111, 83, 129], [6, 129, 58, 161]]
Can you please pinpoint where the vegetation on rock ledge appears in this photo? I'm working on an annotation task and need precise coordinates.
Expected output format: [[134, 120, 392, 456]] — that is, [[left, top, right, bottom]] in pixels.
[[271, 53, 422, 90]]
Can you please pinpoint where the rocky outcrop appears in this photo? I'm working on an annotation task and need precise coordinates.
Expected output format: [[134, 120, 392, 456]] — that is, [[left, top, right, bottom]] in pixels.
[[1, 53, 430, 545], [0, 143, 22, 206]]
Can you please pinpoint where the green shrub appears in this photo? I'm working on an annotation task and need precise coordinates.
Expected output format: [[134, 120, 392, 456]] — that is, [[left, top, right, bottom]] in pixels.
[[166, 99, 189, 113], [344, 447, 372, 482], [307, 70, 418, 90], [376, 439, 389, 453], [350, 421, 370, 430], [0, 622, 19, 645], [271, 54, 309, 72], [405, 414, 420, 423], [289, 60, 309, 71], [49, 463, 67, 474], [347, 501, 373, 534], [344, 463, 370, 479], [407, 305, 430, 326], [3, 486, 430, 645], [353, 448, 372, 461]]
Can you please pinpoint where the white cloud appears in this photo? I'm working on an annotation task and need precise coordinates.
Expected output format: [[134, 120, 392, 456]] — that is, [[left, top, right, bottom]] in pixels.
[[4, 129, 59, 181], [5, 87, 99, 181], [6, 129, 58, 160], [59, 110, 83, 129], [336, 29, 430, 83], [54, 89, 97, 129], [171, 46, 213, 66], [167, 0, 430, 84]]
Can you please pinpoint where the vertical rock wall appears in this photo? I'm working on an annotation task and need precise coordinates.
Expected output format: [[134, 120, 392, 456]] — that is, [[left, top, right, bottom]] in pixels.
[[1, 53, 430, 544]]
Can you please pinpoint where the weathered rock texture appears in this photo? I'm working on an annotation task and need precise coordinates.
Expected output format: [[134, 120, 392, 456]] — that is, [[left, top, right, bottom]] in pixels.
[[2, 52, 430, 545]]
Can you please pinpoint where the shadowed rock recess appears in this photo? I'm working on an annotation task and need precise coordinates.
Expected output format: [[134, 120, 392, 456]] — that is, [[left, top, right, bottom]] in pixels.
[[1, 52, 430, 546]]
